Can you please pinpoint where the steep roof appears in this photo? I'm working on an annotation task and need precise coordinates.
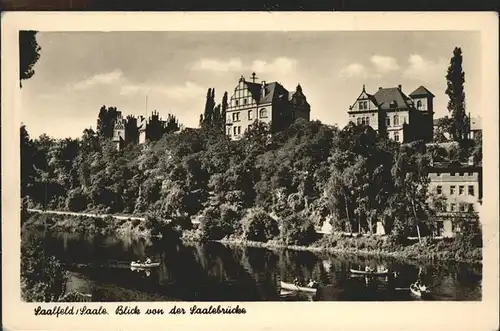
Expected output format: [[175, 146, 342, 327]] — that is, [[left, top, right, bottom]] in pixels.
[[373, 87, 412, 110], [245, 81, 289, 104], [409, 85, 435, 98]]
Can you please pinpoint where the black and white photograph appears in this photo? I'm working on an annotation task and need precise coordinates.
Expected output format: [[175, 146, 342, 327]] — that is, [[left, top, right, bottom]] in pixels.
[[2, 11, 499, 331]]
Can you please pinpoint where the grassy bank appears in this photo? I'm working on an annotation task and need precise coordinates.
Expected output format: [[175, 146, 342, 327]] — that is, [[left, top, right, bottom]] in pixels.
[[23, 211, 482, 264], [212, 233, 482, 264]]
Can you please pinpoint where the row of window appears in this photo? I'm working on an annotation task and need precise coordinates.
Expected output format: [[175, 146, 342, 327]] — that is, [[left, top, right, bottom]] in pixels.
[[436, 185, 475, 196], [231, 109, 268, 122], [359, 101, 369, 110], [442, 202, 475, 213], [234, 98, 252, 107], [356, 117, 370, 125], [386, 114, 404, 126], [228, 124, 255, 136], [433, 172, 475, 177], [229, 126, 242, 136]]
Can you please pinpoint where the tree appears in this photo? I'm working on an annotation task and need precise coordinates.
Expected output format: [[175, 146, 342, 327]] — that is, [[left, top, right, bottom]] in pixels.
[[445, 47, 467, 141], [19, 31, 41, 87]]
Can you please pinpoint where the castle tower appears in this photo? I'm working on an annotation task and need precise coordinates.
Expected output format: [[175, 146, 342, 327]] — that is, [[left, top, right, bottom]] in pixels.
[[409, 85, 435, 142], [112, 111, 126, 151]]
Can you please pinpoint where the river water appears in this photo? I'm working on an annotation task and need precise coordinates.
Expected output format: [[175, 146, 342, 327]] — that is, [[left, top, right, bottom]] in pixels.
[[24, 231, 482, 302]]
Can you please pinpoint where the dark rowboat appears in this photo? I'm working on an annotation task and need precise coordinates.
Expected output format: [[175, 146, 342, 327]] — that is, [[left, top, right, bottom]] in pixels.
[[410, 283, 430, 299]]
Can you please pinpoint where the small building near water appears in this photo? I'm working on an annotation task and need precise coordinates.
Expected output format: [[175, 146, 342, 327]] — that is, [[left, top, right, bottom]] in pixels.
[[428, 161, 482, 237]]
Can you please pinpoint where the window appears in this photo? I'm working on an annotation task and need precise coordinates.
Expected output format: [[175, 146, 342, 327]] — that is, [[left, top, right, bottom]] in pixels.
[[394, 132, 400, 142], [468, 185, 474, 196], [468, 204, 474, 212], [386, 117, 391, 126], [248, 124, 252, 131], [468, 172, 473, 176], [232, 112, 240, 122], [243, 98, 247, 105], [416, 100, 422, 109], [436, 172, 441, 176], [450, 186, 456, 195], [459, 172, 464, 176], [233, 126, 237, 135], [394, 115, 399, 126], [450, 172, 455, 176], [366, 117, 370, 125], [259, 108, 268, 118], [459, 185, 465, 195], [361, 117, 366, 125], [235, 100, 239, 106], [357, 117, 361, 125], [437, 186, 442, 194], [237, 126, 241, 135], [248, 110, 253, 120], [450, 203, 456, 212], [359, 101, 365, 110], [459, 204, 465, 212]]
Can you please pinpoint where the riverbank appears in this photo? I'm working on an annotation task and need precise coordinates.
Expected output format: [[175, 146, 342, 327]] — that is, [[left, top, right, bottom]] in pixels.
[[213, 234, 482, 264], [22, 211, 153, 239], [23, 210, 482, 264]]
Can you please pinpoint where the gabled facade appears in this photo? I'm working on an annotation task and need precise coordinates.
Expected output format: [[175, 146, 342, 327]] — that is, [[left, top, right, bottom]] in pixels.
[[348, 84, 434, 143], [225, 74, 311, 140]]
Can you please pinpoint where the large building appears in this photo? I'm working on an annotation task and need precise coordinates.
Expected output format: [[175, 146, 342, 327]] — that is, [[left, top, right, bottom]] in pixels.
[[348, 84, 434, 143], [225, 73, 311, 140], [112, 110, 172, 150], [428, 161, 482, 237]]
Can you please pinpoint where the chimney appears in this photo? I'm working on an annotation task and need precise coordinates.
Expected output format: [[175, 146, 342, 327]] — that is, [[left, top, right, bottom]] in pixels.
[[378, 87, 382, 90], [261, 81, 267, 97], [398, 84, 402, 91]]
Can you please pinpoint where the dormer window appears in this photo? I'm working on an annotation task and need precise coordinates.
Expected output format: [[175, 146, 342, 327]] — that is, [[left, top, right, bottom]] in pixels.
[[417, 100, 422, 109]]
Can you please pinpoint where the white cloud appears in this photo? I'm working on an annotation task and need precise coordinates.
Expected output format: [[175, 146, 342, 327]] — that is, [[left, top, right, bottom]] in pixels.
[[403, 54, 448, 81], [252, 57, 297, 75], [191, 57, 298, 75], [120, 81, 205, 100], [192, 58, 244, 72], [339, 63, 367, 78], [370, 55, 399, 73], [71, 69, 123, 91]]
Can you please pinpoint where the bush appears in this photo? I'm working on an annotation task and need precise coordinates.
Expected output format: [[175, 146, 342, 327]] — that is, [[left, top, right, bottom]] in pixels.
[[280, 213, 318, 246], [199, 205, 241, 240], [241, 208, 279, 242], [21, 237, 67, 302], [65, 188, 88, 212]]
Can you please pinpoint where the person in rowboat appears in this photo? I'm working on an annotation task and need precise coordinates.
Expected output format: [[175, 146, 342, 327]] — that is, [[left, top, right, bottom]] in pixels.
[[145, 257, 152, 264]]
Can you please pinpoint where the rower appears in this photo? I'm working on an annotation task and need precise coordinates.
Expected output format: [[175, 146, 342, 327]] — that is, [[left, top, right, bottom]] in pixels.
[[145, 257, 152, 264]]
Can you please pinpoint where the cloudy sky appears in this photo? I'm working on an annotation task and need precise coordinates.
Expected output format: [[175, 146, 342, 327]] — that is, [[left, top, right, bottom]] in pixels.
[[20, 31, 481, 139]]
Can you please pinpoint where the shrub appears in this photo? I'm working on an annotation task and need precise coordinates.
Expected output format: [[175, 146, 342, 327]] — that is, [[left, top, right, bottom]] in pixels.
[[241, 208, 279, 242], [21, 237, 67, 302], [280, 213, 318, 246], [198, 204, 241, 240], [65, 188, 88, 212]]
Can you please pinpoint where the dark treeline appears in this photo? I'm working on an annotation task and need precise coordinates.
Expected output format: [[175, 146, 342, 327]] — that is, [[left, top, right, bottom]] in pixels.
[[21, 115, 482, 245]]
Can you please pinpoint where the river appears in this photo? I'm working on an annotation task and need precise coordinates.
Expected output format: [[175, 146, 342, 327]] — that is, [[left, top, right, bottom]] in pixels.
[[24, 231, 482, 302]]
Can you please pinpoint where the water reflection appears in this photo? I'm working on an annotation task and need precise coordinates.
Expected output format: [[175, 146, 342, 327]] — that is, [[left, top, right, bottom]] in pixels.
[[23, 231, 482, 302]]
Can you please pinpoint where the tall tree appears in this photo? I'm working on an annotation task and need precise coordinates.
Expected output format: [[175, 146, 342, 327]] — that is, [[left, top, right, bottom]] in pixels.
[[201, 88, 215, 128], [221, 91, 228, 129], [19, 31, 41, 87], [445, 47, 467, 141]]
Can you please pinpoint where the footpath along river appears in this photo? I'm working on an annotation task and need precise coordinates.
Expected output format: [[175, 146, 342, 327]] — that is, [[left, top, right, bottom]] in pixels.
[[24, 230, 482, 302]]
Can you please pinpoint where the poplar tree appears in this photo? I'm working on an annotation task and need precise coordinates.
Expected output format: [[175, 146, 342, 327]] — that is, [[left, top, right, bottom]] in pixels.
[[445, 47, 468, 141]]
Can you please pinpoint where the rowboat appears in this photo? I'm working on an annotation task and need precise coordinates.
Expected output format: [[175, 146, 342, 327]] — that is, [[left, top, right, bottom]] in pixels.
[[280, 281, 318, 294], [410, 283, 430, 299], [349, 269, 390, 277], [130, 261, 160, 268]]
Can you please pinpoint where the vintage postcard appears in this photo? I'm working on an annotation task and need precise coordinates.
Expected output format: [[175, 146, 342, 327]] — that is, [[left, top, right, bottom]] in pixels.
[[2, 12, 499, 331]]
